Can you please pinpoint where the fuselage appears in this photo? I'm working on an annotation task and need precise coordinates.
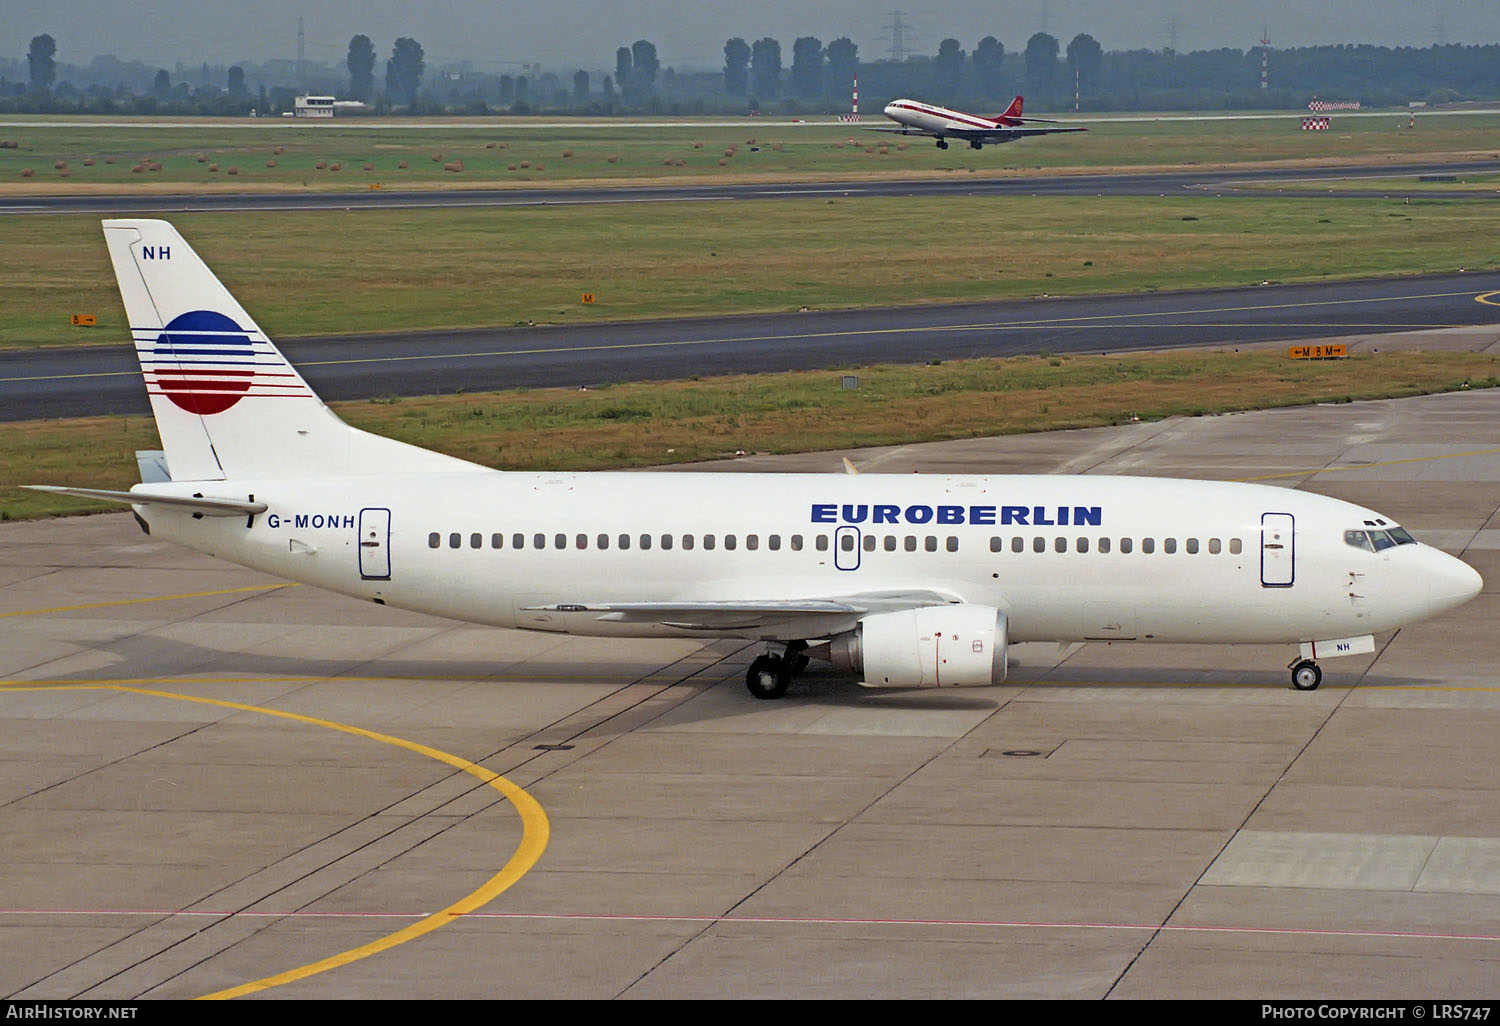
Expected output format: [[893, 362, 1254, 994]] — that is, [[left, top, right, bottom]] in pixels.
[[136, 470, 1482, 646], [883, 99, 1007, 136]]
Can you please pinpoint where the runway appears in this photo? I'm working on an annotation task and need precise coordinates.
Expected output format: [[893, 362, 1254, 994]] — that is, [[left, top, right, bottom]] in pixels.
[[6, 271, 1500, 421], [3, 383, 1498, 998], [4, 160, 1500, 215]]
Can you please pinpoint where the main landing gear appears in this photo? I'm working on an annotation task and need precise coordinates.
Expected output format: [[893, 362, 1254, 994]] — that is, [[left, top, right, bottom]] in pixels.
[[1289, 658, 1323, 691], [745, 642, 809, 700], [935, 138, 949, 150], [969, 140, 984, 150]]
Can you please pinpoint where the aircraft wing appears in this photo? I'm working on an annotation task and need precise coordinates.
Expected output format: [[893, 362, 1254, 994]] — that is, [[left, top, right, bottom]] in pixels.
[[523, 590, 957, 632], [863, 125, 1085, 141]]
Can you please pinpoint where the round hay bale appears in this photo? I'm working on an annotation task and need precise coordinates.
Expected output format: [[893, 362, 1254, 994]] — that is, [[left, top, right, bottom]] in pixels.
[[208, 163, 220, 171], [363, 162, 374, 171], [606, 154, 619, 163], [444, 161, 463, 172], [266, 159, 277, 168], [227, 166, 239, 175], [431, 153, 442, 161], [315, 160, 327, 170], [718, 158, 728, 166], [397, 160, 408, 169], [519, 160, 530, 168], [562, 149, 573, 157], [507, 163, 517, 171], [53, 160, 66, 170], [485, 142, 496, 149], [329, 162, 342, 171], [21, 168, 34, 177], [82, 157, 94, 166]]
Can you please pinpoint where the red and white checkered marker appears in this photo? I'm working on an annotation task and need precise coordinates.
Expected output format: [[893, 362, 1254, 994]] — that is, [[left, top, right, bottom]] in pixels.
[[1301, 116, 1331, 130]]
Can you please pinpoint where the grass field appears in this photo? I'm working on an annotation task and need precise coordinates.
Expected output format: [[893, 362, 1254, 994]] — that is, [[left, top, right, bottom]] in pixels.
[[4, 349, 1495, 520], [1, 112, 1499, 192], [4, 194, 1498, 348]]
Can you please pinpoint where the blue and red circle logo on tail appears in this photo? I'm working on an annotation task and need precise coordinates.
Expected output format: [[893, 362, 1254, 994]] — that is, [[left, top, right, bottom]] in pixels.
[[152, 310, 257, 415]]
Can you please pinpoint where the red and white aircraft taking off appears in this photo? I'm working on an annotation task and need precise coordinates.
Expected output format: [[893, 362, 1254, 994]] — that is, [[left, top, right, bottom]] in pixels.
[[873, 96, 1087, 149]]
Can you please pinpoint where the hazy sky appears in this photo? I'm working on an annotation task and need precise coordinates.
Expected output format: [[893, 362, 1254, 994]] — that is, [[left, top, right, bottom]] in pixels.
[[6, 1, 1500, 73]]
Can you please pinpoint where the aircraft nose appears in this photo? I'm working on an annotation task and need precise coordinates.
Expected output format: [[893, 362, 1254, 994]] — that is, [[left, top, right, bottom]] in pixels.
[[1425, 548, 1483, 613]]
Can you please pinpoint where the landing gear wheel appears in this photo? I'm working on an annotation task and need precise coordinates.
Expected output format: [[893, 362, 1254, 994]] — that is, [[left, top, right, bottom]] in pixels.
[[746, 654, 790, 700], [969, 140, 983, 150], [936, 139, 949, 150], [1290, 659, 1323, 691]]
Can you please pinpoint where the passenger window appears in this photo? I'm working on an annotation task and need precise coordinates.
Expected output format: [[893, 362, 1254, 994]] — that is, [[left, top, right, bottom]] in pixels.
[[619, 534, 631, 550], [1186, 538, 1199, 554], [1163, 538, 1176, 554], [906, 536, 918, 552], [533, 533, 545, 550], [725, 535, 737, 551], [1033, 536, 1045, 553], [816, 535, 829, 552], [554, 534, 566, 550], [840, 534, 854, 552], [704, 534, 715, 550], [790, 535, 803, 551], [925, 536, 937, 552], [747, 535, 759, 551], [1209, 538, 1221, 554], [769, 535, 781, 551], [682, 534, 694, 550], [1229, 538, 1243, 555], [513, 533, 525, 550], [450, 533, 462, 549], [1011, 537, 1024, 553], [428, 532, 440, 549], [863, 535, 876, 552], [661, 535, 673, 550], [1077, 537, 1089, 553], [947, 537, 958, 552], [990, 537, 1003, 552], [1120, 538, 1133, 554], [640, 534, 652, 550], [598, 534, 610, 550], [1098, 536, 1111, 553], [470, 533, 482, 549], [576, 533, 587, 550], [885, 535, 897, 551], [492, 533, 504, 549], [1054, 537, 1066, 553], [1142, 538, 1155, 554]]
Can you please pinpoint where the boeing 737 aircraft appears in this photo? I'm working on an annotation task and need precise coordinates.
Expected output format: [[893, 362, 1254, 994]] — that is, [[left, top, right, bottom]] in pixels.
[[30, 220, 1482, 699], [874, 95, 1087, 149]]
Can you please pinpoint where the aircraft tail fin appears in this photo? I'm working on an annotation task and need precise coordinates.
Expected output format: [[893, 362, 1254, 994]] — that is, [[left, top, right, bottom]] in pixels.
[[102, 219, 479, 482], [996, 95, 1024, 122]]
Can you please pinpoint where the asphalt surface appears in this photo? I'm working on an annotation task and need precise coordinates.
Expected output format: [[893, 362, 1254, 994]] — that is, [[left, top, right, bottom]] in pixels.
[[6, 271, 1500, 421], [5, 386, 1499, 998], [4, 160, 1500, 214]]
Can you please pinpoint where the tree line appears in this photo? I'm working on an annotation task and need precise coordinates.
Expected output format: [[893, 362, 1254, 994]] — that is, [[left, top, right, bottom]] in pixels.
[[7, 30, 1500, 116]]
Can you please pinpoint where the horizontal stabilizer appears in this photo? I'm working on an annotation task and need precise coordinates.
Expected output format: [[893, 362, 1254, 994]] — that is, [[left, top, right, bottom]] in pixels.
[[23, 486, 266, 517]]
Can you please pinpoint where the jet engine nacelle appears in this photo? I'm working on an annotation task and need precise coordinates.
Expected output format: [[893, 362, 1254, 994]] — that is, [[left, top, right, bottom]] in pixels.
[[827, 604, 1007, 687]]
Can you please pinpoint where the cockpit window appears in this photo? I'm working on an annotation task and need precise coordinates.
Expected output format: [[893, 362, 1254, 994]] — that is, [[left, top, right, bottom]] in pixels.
[[1387, 527, 1417, 545], [1369, 530, 1396, 551], [1344, 530, 1374, 552]]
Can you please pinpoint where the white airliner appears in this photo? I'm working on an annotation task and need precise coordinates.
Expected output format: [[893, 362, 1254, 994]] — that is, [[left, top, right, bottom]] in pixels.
[[30, 220, 1482, 699], [874, 95, 1087, 149]]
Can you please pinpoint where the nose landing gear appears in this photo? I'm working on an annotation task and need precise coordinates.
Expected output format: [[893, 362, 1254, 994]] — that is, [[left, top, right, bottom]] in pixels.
[[1289, 658, 1323, 691]]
